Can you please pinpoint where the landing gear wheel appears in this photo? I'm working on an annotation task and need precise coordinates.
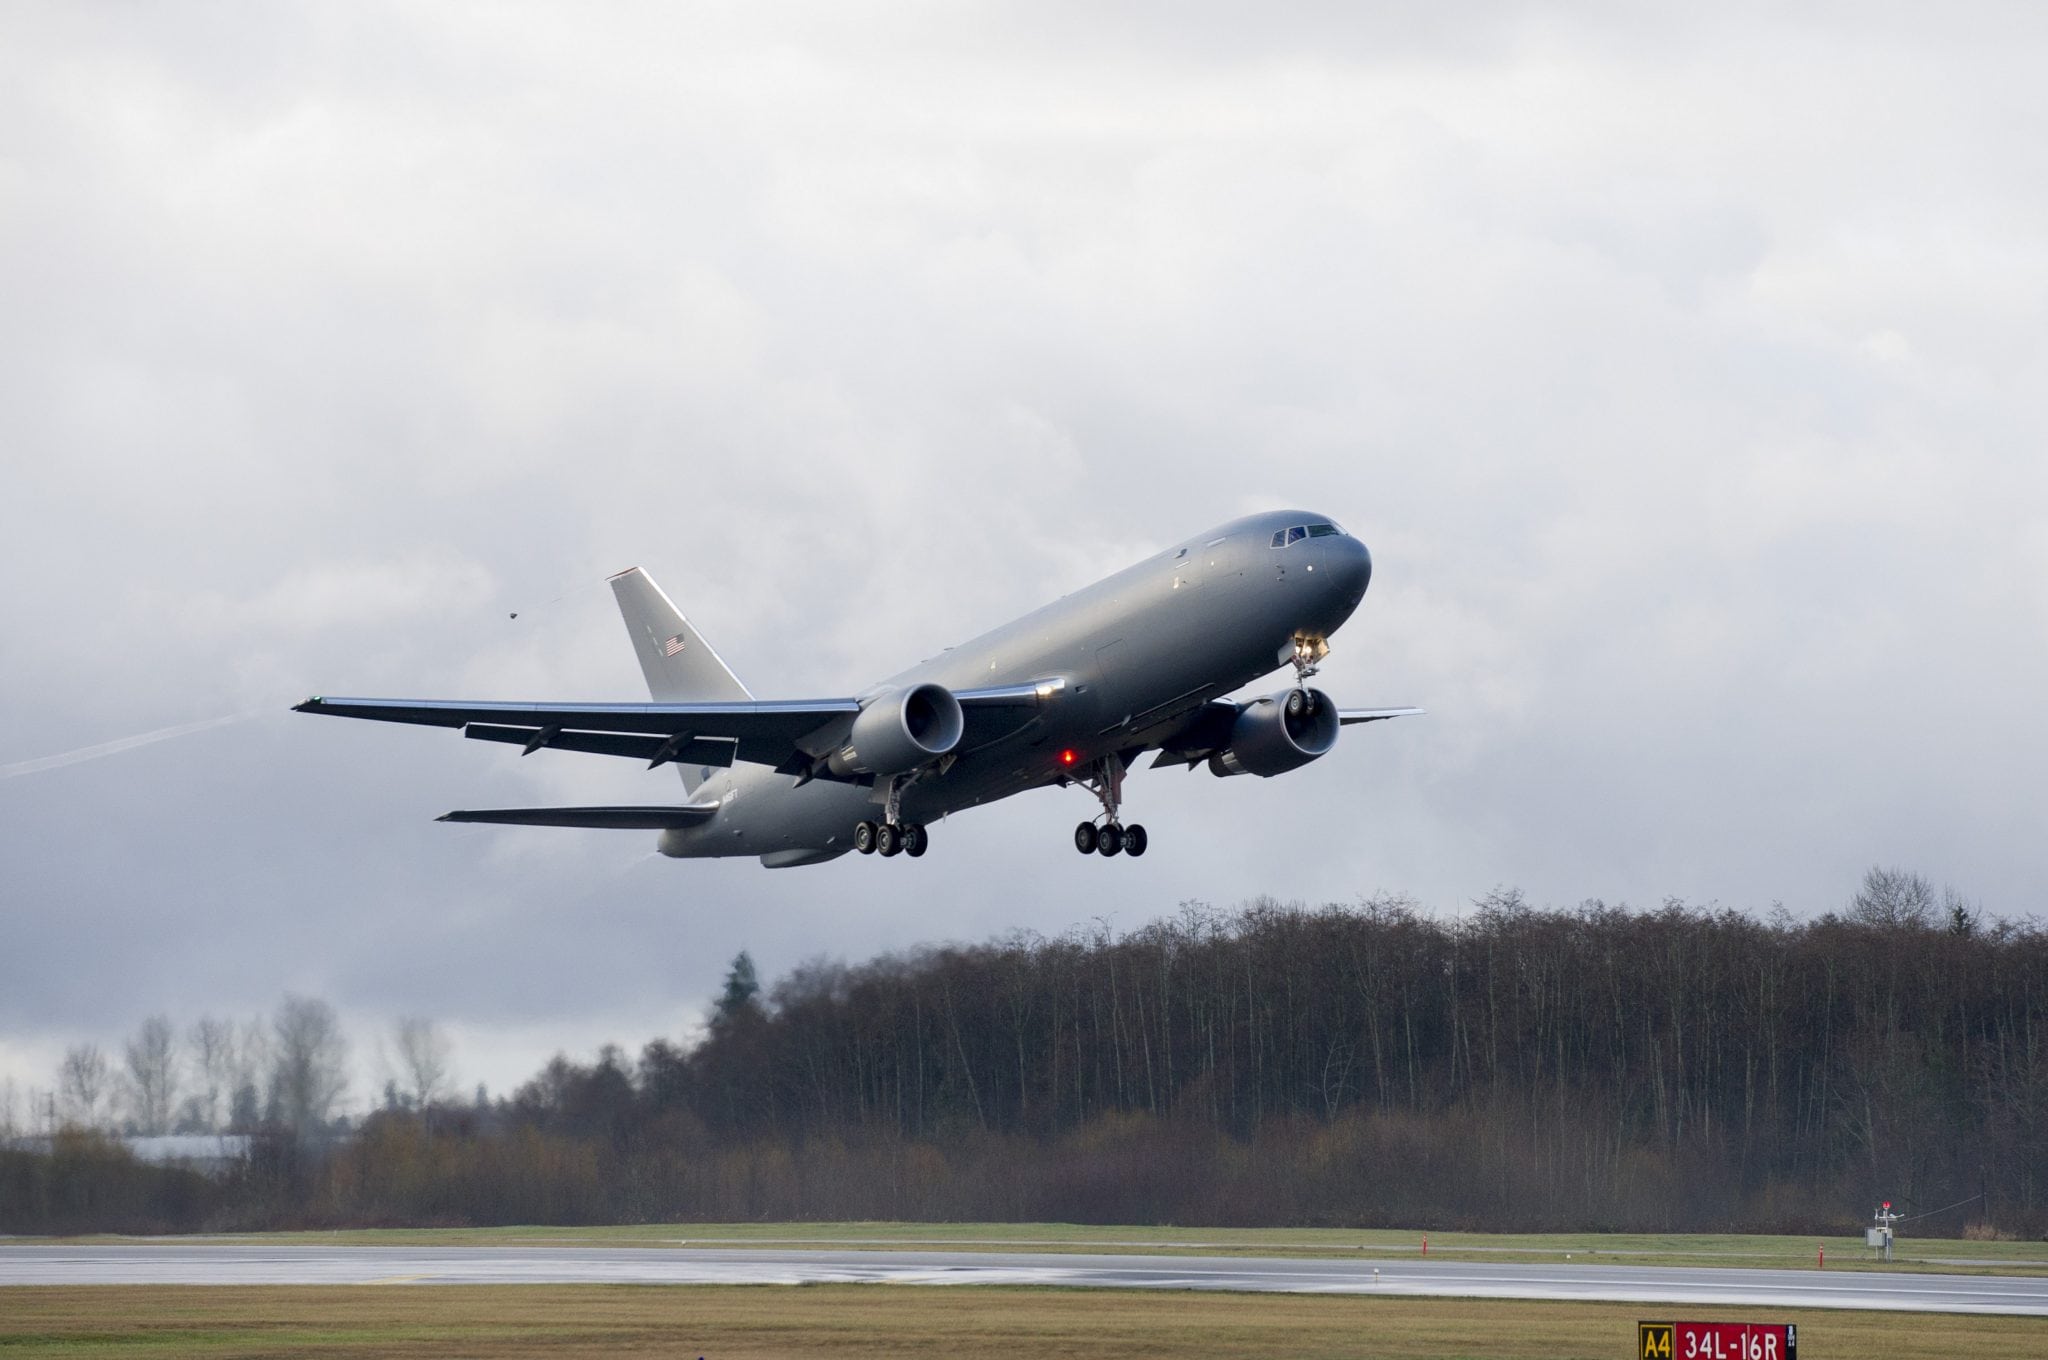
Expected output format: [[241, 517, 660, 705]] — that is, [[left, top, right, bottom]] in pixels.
[[903, 823, 928, 857], [1123, 824, 1148, 857], [1074, 822, 1099, 854], [1097, 823, 1125, 857], [877, 823, 903, 857], [1286, 688, 1308, 718], [854, 821, 878, 854]]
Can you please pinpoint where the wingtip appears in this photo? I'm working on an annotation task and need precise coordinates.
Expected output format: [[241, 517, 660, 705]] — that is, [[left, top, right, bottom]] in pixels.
[[291, 697, 320, 713]]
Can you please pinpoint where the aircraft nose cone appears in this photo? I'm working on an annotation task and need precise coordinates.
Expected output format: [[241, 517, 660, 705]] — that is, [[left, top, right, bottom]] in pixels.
[[1331, 534, 1372, 602]]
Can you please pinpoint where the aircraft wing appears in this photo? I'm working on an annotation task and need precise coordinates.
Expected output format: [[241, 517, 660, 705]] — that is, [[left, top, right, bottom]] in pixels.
[[1147, 699, 1423, 768], [438, 804, 720, 829], [295, 683, 1070, 774], [1339, 707, 1426, 724], [294, 695, 863, 770]]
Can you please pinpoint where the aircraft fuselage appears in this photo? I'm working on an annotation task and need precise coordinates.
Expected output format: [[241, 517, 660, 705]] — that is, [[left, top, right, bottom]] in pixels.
[[660, 509, 1372, 863]]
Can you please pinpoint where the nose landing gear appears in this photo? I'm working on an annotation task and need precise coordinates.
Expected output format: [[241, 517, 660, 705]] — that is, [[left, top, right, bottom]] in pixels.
[[1279, 632, 1331, 723], [1070, 755, 1148, 858], [1288, 632, 1329, 686], [1290, 631, 1330, 672]]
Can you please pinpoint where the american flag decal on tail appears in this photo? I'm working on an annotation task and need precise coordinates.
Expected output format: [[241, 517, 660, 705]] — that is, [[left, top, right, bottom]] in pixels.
[[663, 634, 687, 657]]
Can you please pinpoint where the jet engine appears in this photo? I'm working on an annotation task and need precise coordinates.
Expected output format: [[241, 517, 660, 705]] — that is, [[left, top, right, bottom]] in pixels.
[[1208, 688, 1339, 777], [829, 683, 965, 776]]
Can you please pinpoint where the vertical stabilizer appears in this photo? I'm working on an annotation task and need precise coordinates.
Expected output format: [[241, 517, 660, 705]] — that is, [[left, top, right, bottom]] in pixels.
[[609, 568, 753, 703], [610, 568, 750, 795]]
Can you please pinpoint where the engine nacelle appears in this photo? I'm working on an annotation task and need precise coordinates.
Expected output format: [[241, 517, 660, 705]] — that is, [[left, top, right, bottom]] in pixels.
[[829, 683, 965, 777], [1208, 688, 1339, 778]]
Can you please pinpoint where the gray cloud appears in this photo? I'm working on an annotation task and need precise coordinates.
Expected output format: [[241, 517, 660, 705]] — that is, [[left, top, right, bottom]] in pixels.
[[4, 2, 2043, 1099]]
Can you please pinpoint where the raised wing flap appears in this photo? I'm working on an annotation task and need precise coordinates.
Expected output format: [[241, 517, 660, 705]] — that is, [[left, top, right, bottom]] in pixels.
[[462, 724, 738, 769]]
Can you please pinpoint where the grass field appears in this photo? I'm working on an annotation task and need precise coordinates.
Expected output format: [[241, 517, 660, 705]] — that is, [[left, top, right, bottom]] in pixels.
[[2, 1285, 2043, 1360], [53, 1219, 2048, 1274]]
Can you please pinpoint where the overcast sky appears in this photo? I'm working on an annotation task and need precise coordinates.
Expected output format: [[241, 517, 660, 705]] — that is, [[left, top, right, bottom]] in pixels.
[[4, 2, 2044, 1108]]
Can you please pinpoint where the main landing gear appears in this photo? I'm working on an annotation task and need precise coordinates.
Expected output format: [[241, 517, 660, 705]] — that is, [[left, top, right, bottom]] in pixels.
[[854, 819, 927, 857], [1071, 755, 1148, 859], [854, 775, 928, 859]]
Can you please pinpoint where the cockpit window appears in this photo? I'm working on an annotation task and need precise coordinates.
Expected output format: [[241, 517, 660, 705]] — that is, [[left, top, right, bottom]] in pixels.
[[1272, 521, 1343, 547]]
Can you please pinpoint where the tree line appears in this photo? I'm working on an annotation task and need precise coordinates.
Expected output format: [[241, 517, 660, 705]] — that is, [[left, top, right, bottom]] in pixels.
[[0, 997, 454, 1141], [4, 869, 2043, 1237]]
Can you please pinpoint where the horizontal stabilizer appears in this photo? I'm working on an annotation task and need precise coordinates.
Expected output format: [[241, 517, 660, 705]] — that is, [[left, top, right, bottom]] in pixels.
[[437, 804, 719, 830]]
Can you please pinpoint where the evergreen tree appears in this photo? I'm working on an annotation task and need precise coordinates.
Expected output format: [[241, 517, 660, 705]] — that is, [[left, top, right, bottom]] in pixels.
[[714, 950, 761, 1025]]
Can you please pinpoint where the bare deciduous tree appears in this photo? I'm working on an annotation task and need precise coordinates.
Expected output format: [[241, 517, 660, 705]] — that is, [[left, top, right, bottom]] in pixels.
[[1850, 865, 1937, 928], [234, 1016, 271, 1129], [187, 1015, 240, 1132], [393, 1016, 453, 1112], [121, 1015, 180, 1135], [269, 996, 349, 1137], [59, 1044, 109, 1128]]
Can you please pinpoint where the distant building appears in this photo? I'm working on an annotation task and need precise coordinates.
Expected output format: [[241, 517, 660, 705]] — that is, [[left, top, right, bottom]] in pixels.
[[2, 1133, 251, 1178], [122, 1135, 251, 1174]]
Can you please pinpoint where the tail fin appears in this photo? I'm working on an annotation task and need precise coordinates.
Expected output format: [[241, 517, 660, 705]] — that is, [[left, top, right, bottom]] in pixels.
[[606, 565, 753, 692], [609, 568, 753, 703], [610, 567, 750, 796]]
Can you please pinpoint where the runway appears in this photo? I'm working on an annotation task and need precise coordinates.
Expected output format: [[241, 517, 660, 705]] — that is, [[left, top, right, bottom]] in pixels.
[[3, 1244, 2045, 1314]]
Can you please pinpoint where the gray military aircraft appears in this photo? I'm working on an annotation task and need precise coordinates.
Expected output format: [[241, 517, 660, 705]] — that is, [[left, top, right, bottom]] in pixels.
[[296, 509, 1419, 866]]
